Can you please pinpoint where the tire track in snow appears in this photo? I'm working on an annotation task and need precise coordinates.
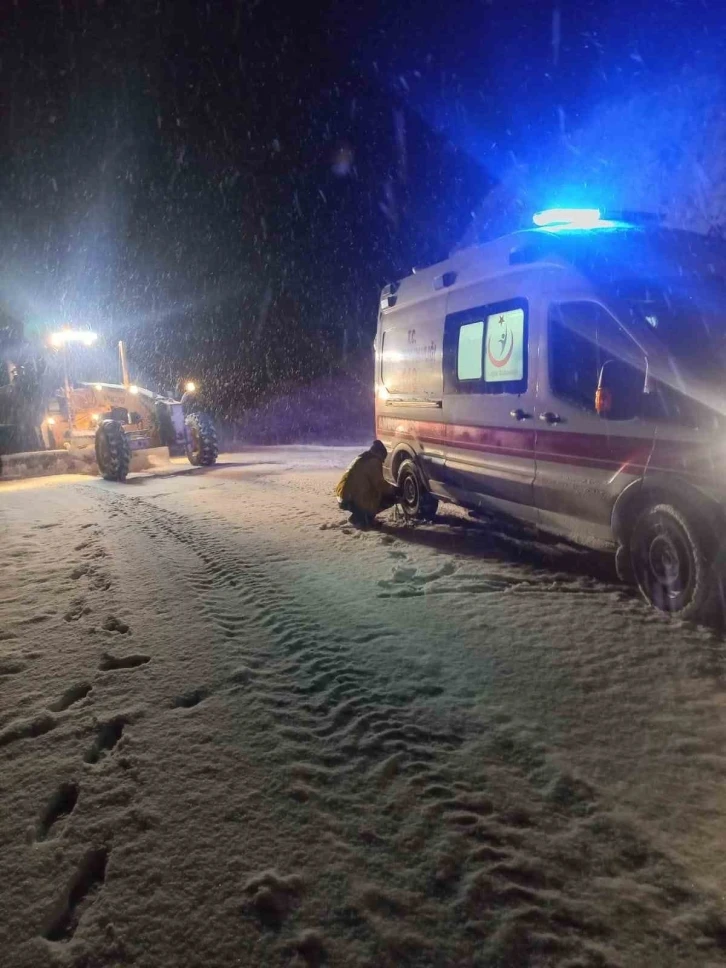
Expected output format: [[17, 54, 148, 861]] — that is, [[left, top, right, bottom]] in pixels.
[[94, 489, 726, 966]]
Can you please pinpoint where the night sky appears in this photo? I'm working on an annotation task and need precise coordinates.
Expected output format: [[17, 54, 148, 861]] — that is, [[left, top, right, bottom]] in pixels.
[[1, 0, 724, 417]]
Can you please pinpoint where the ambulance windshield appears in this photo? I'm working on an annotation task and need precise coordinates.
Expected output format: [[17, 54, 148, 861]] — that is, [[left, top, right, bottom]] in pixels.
[[613, 276, 726, 377], [560, 228, 726, 377]]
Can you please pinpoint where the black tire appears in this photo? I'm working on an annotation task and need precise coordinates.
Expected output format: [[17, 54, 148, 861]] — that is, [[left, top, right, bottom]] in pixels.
[[397, 458, 439, 521], [185, 412, 218, 467], [95, 420, 131, 482], [614, 543, 635, 583], [630, 503, 713, 619]]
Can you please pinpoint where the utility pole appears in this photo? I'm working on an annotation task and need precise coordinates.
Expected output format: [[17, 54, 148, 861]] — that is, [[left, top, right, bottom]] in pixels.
[[63, 345, 74, 434], [119, 340, 130, 388]]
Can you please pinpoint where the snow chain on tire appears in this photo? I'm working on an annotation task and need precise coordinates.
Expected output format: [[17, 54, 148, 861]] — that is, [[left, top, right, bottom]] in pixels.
[[95, 419, 131, 482], [397, 458, 439, 522], [185, 412, 219, 467]]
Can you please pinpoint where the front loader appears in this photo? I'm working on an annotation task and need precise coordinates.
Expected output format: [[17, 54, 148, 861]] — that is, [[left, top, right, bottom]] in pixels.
[[42, 342, 218, 482]]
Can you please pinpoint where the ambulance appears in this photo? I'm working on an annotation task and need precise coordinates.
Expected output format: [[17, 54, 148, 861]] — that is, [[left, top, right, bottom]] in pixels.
[[375, 209, 726, 618]]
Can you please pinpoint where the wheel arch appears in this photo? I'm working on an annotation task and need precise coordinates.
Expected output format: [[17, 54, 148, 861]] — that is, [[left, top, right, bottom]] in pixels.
[[389, 443, 417, 483], [612, 474, 724, 550]]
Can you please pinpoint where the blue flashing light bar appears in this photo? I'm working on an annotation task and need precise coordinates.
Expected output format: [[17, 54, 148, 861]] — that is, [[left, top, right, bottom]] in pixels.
[[532, 208, 603, 229]]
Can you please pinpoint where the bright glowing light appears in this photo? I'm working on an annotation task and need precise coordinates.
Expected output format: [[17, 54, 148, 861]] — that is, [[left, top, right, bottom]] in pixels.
[[185, 381, 196, 393], [129, 385, 139, 395], [95, 383, 103, 391], [92, 413, 100, 422], [535, 218, 624, 233], [46, 417, 56, 426], [532, 208, 602, 229], [49, 329, 98, 348]]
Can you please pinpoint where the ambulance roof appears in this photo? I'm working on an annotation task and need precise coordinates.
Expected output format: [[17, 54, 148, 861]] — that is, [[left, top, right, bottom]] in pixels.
[[385, 225, 726, 314]]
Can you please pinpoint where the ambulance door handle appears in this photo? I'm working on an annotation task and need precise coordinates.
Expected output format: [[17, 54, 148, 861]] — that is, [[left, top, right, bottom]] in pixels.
[[539, 411, 562, 425], [509, 408, 532, 421]]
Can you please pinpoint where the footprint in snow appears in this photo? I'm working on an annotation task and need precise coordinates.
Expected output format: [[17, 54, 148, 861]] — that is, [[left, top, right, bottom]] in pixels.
[[49, 682, 92, 712], [101, 616, 130, 635], [243, 869, 304, 931], [284, 929, 327, 966], [84, 715, 129, 764], [379, 560, 458, 589], [0, 713, 56, 749], [172, 687, 209, 709], [43, 848, 108, 941], [0, 658, 26, 676], [64, 598, 91, 622], [36, 782, 79, 842], [98, 651, 149, 671]]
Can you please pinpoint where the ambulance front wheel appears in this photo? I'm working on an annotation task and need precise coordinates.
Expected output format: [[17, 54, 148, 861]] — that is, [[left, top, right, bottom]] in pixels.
[[630, 503, 714, 619], [397, 459, 438, 521]]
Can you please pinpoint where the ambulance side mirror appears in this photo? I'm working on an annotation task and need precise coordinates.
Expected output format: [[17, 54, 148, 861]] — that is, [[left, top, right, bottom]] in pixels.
[[595, 359, 642, 420]]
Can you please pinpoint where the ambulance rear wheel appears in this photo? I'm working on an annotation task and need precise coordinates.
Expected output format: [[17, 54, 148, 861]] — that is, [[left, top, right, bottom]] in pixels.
[[397, 459, 438, 521], [630, 503, 713, 619]]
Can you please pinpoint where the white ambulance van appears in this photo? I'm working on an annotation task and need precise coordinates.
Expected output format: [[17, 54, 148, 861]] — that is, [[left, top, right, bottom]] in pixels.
[[375, 209, 726, 618]]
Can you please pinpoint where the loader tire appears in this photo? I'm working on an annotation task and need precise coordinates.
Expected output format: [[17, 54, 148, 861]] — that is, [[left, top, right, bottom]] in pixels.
[[185, 412, 218, 467], [95, 420, 131, 482]]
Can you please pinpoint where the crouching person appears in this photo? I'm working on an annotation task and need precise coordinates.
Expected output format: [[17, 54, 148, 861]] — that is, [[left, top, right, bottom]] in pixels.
[[336, 440, 399, 528]]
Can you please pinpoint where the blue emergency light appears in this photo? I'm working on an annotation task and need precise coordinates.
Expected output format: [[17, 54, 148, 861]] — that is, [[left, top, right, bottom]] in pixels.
[[531, 208, 659, 232], [532, 208, 604, 229]]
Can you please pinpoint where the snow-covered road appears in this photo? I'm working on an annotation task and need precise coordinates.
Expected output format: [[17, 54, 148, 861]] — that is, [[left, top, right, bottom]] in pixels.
[[3, 446, 726, 967]]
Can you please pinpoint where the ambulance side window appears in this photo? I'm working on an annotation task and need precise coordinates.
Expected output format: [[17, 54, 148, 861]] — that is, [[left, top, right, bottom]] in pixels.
[[549, 303, 644, 419], [444, 298, 528, 395], [548, 307, 601, 412], [457, 321, 484, 381]]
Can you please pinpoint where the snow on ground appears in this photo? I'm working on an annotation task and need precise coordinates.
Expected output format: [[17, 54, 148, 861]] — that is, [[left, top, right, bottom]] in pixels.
[[3, 446, 726, 967]]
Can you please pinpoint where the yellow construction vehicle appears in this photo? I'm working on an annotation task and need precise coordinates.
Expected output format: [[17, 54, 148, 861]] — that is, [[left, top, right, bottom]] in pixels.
[[42, 339, 218, 481]]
